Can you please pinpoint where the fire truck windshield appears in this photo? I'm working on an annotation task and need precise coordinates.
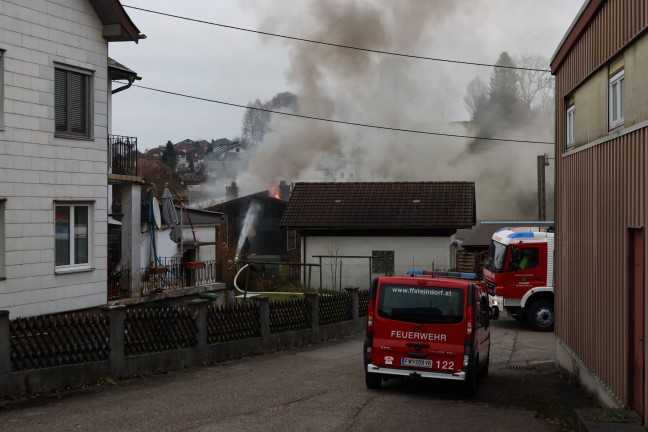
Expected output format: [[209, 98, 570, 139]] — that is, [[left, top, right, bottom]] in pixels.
[[486, 240, 507, 272]]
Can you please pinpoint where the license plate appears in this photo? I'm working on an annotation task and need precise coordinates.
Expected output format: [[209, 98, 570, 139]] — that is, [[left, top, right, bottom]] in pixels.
[[401, 358, 432, 368]]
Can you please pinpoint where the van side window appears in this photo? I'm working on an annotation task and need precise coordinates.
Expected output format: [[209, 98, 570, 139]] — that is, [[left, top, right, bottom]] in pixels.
[[474, 287, 483, 327]]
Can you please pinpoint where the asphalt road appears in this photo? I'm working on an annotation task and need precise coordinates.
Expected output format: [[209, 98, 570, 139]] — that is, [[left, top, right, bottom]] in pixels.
[[0, 317, 597, 432]]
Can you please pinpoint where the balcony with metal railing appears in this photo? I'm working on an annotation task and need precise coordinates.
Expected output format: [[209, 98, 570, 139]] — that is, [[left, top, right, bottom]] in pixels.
[[108, 134, 138, 176]]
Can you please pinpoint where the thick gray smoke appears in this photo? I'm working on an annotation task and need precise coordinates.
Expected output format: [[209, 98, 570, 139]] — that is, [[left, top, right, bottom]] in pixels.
[[232, 0, 556, 220]]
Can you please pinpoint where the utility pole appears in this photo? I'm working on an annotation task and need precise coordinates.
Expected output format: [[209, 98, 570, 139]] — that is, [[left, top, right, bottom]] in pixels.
[[537, 154, 549, 220]]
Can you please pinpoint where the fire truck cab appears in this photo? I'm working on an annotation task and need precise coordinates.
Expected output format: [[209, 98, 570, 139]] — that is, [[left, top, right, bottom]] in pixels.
[[364, 271, 497, 396], [483, 228, 555, 331]]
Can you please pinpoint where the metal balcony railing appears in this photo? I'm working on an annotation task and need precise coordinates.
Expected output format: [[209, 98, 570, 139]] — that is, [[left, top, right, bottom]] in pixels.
[[108, 134, 138, 176], [140, 259, 220, 296]]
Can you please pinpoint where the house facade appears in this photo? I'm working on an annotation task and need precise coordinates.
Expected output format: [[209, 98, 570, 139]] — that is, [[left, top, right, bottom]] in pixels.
[[280, 182, 476, 290], [0, 0, 142, 317], [551, 0, 648, 422]]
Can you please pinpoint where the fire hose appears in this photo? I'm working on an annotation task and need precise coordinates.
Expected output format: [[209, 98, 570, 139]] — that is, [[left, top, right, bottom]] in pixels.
[[233, 263, 304, 297]]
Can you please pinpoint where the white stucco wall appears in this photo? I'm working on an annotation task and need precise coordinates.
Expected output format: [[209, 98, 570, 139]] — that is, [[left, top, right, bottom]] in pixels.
[[0, 0, 110, 317], [303, 236, 452, 291]]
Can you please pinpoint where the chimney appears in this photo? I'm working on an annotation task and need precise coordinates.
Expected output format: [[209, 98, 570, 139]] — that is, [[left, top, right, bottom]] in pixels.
[[279, 180, 291, 201], [226, 181, 238, 201]]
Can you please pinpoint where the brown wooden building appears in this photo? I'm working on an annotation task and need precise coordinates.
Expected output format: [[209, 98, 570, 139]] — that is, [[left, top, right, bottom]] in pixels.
[[551, 0, 647, 423]]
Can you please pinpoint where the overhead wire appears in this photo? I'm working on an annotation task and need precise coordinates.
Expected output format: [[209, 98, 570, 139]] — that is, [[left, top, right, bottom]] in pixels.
[[122, 5, 551, 73], [129, 83, 554, 145], [118, 5, 555, 144]]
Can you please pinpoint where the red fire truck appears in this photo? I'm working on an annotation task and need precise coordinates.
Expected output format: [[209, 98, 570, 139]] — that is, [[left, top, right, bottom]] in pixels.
[[482, 227, 555, 331]]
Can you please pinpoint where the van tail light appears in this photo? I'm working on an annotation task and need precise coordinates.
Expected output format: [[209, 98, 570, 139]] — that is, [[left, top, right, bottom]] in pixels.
[[366, 299, 375, 331], [466, 306, 474, 339]]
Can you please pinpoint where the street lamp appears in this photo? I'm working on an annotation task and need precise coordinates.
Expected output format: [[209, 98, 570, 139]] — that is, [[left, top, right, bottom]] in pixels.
[[537, 153, 555, 220]]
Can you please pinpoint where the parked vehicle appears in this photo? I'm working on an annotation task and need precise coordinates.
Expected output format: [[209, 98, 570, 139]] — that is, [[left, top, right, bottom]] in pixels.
[[483, 227, 555, 331], [363, 270, 497, 396]]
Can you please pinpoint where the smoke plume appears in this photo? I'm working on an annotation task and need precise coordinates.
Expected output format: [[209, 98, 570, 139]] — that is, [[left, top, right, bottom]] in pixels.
[[229, 0, 555, 220]]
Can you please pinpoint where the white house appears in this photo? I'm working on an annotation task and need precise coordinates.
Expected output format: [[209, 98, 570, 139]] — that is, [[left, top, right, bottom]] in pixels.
[[280, 182, 476, 290], [0, 0, 143, 317]]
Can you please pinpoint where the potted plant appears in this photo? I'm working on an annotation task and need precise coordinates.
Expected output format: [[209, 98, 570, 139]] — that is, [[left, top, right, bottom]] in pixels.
[[184, 261, 206, 270], [148, 266, 167, 275]]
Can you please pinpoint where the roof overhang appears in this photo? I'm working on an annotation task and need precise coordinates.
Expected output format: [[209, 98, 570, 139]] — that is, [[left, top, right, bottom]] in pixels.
[[88, 0, 143, 43], [550, 0, 605, 74]]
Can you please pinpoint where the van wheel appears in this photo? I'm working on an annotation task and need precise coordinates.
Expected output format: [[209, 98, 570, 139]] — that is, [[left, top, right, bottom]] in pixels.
[[526, 300, 554, 332], [365, 372, 382, 390], [478, 354, 489, 378], [461, 362, 478, 397]]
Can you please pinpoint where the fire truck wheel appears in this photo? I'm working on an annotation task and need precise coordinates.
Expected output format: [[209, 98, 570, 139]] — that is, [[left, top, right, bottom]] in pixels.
[[526, 300, 554, 332], [365, 372, 382, 390]]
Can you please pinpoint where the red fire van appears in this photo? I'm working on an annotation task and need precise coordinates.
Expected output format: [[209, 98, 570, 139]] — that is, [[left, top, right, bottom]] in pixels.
[[363, 271, 496, 396]]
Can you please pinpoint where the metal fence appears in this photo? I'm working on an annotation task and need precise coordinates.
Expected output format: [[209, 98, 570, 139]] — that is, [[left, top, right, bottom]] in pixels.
[[108, 134, 138, 176], [140, 259, 218, 296], [269, 297, 311, 334], [124, 306, 197, 356], [9, 311, 109, 372], [206, 302, 261, 344], [5, 289, 368, 376]]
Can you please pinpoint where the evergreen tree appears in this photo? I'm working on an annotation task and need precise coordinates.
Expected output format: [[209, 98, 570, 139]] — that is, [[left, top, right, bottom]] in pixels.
[[488, 52, 525, 120], [161, 141, 177, 171]]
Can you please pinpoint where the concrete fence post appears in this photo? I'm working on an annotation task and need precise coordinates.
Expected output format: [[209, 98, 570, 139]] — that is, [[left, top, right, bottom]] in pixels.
[[186, 299, 209, 362], [0, 310, 10, 391], [100, 305, 126, 378], [345, 287, 360, 331], [254, 296, 270, 350], [305, 293, 320, 343]]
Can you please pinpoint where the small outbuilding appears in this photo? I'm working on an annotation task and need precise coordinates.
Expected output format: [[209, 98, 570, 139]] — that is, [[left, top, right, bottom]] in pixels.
[[280, 182, 476, 290]]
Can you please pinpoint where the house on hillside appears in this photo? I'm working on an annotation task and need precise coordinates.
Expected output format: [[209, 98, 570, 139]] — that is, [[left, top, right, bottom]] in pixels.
[[203, 141, 248, 181], [0, 0, 144, 317], [551, 0, 648, 422], [280, 182, 476, 290], [145, 147, 163, 159]]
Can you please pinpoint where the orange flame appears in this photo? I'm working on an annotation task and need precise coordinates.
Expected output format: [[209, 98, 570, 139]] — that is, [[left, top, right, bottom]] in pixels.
[[269, 184, 280, 199]]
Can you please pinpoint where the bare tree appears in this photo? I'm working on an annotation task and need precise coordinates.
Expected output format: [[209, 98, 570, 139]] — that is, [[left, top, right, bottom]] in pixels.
[[240, 99, 266, 147], [325, 241, 343, 291], [514, 54, 554, 114]]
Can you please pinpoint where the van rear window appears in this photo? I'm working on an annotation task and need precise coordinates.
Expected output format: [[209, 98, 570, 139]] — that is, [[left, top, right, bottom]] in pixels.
[[378, 284, 464, 324]]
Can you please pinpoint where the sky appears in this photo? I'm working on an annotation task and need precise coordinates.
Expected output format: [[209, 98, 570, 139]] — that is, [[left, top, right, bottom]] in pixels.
[[110, 0, 586, 219], [110, 0, 586, 152]]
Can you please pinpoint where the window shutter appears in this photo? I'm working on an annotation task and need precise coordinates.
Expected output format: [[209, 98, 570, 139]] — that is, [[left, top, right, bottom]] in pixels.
[[69, 71, 87, 134], [55, 69, 67, 132]]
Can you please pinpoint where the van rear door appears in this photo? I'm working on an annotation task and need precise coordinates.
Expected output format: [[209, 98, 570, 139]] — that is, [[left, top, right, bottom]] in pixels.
[[372, 282, 466, 373]]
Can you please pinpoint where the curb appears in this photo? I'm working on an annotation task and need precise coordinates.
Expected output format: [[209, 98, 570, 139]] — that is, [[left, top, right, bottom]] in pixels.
[[574, 408, 646, 432]]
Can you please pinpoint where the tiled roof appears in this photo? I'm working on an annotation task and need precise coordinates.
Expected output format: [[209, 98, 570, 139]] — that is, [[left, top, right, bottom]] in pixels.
[[280, 182, 475, 230]]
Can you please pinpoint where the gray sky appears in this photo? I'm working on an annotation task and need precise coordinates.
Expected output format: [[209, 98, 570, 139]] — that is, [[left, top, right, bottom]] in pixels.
[[110, 0, 585, 152]]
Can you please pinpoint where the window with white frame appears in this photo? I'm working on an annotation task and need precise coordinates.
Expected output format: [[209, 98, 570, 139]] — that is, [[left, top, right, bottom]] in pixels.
[[55, 66, 92, 137], [609, 69, 624, 129], [566, 105, 575, 148], [55, 203, 92, 270]]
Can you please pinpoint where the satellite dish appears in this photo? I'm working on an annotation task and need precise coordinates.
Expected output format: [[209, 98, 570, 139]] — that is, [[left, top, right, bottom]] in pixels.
[[151, 197, 162, 229]]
